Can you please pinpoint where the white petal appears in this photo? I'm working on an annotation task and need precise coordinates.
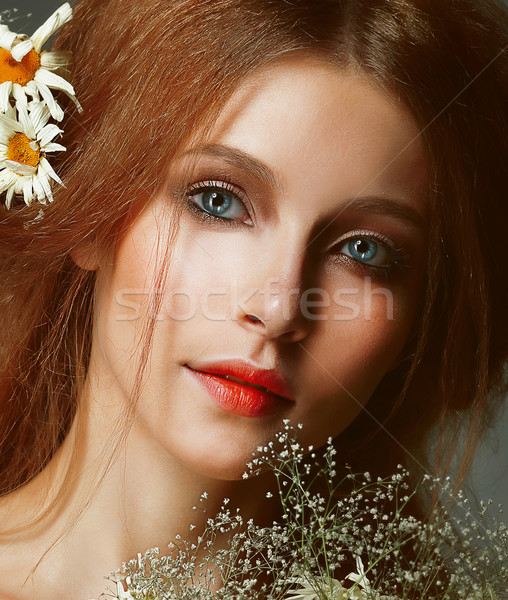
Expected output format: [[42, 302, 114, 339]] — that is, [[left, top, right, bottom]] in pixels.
[[22, 176, 34, 206], [34, 68, 75, 96], [0, 132, 12, 145], [40, 50, 72, 71], [0, 81, 11, 112], [115, 582, 135, 600], [35, 169, 53, 202], [14, 176, 24, 194], [10, 39, 34, 62], [38, 123, 62, 146], [40, 156, 62, 185], [43, 142, 65, 153], [4, 102, 16, 119], [0, 113, 23, 134], [5, 185, 15, 209], [28, 102, 51, 133], [25, 80, 40, 100], [31, 3, 73, 53], [15, 102, 35, 138], [12, 83, 28, 108], [66, 90, 82, 112], [0, 28, 16, 51], [34, 69, 82, 112], [5, 160, 37, 176], [34, 81, 64, 121], [4, 103, 16, 121], [27, 100, 41, 114], [31, 172, 46, 201], [0, 167, 17, 191]]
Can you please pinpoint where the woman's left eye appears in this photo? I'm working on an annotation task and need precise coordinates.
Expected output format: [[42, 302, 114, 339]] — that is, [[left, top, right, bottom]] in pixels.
[[339, 236, 389, 266], [332, 232, 406, 275], [186, 180, 251, 225]]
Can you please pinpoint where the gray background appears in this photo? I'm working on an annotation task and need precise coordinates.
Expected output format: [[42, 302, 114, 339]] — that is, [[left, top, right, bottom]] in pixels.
[[0, 0, 64, 34], [1, 0, 507, 516]]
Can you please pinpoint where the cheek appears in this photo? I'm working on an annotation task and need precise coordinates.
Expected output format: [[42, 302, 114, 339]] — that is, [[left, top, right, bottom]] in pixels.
[[90, 212, 166, 385], [161, 232, 237, 321], [332, 283, 415, 378], [99, 209, 216, 336], [297, 282, 417, 425]]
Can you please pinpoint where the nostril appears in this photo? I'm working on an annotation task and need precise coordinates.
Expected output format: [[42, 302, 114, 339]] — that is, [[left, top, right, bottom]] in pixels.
[[246, 314, 263, 324]]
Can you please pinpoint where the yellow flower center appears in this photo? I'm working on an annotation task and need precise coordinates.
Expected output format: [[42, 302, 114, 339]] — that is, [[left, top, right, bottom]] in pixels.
[[7, 133, 41, 168], [0, 47, 41, 86]]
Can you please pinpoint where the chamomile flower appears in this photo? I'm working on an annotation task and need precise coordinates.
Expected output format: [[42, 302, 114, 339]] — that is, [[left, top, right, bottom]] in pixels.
[[0, 101, 65, 208], [345, 557, 372, 595], [285, 560, 373, 600], [285, 574, 368, 600], [89, 579, 135, 600], [114, 580, 135, 600], [0, 3, 81, 120]]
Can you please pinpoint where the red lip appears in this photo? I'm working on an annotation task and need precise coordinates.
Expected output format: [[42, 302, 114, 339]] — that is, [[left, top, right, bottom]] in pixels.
[[184, 359, 294, 418], [187, 359, 294, 400]]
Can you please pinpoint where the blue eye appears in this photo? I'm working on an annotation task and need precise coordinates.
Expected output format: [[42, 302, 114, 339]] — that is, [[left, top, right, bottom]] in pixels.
[[337, 235, 392, 267], [348, 238, 380, 263], [197, 189, 233, 216], [186, 180, 250, 224]]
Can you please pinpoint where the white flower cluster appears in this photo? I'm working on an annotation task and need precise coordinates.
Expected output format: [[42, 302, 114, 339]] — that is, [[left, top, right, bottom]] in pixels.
[[0, 3, 81, 208], [98, 423, 508, 600]]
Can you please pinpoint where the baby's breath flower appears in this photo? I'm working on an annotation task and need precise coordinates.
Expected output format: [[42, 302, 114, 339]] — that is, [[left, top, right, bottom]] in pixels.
[[102, 424, 508, 600]]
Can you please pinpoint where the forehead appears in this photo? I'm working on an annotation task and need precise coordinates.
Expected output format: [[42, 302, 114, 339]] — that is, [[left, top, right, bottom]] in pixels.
[[203, 55, 428, 223]]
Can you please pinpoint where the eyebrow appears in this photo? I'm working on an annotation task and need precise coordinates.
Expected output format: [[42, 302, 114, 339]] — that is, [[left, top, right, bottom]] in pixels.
[[181, 143, 279, 189], [182, 144, 426, 230], [340, 196, 426, 230]]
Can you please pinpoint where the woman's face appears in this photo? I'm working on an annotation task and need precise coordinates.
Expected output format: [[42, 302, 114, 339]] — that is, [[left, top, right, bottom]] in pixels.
[[89, 56, 428, 480]]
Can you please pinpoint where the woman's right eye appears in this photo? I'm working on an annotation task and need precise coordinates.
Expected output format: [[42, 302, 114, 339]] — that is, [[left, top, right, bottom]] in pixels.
[[186, 180, 252, 225]]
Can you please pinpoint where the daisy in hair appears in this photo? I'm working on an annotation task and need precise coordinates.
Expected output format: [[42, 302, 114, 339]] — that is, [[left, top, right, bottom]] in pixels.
[[0, 100, 65, 207], [0, 3, 81, 121]]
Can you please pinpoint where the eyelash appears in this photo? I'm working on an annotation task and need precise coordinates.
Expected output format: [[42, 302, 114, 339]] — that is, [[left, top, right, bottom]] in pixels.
[[329, 232, 409, 280], [185, 179, 409, 279], [185, 178, 250, 228]]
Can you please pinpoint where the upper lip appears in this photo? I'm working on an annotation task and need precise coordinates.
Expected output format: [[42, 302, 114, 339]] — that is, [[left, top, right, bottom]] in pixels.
[[185, 358, 294, 401]]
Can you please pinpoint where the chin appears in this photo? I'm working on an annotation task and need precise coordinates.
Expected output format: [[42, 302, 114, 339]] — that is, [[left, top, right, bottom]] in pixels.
[[181, 449, 258, 481], [164, 431, 264, 482]]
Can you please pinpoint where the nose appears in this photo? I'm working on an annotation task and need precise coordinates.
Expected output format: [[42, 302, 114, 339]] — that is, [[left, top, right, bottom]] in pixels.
[[235, 243, 315, 343]]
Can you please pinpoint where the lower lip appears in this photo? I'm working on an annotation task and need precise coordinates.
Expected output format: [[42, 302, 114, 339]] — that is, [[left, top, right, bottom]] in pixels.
[[185, 367, 289, 417]]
